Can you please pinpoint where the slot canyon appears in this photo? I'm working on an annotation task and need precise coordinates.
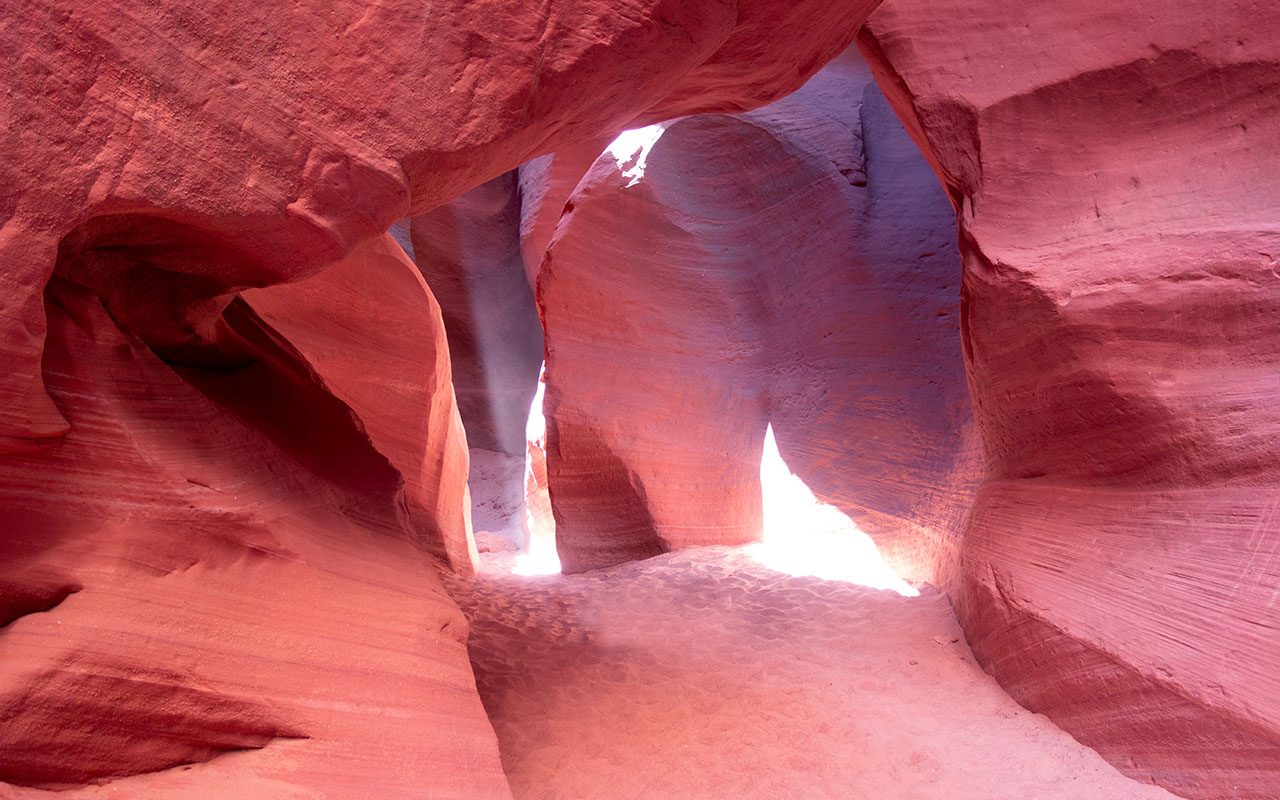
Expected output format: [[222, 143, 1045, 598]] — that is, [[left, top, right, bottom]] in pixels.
[[0, 1, 1277, 798]]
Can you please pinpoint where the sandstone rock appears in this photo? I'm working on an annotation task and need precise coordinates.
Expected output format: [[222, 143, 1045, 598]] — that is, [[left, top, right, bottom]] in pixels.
[[516, 138, 615, 288], [406, 141, 613, 551], [1, 0, 878, 450], [859, 3, 1280, 796], [1, 4, 885, 793], [540, 51, 980, 576], [0, 275, 507, 797], [244, 233, 478, 575], [409, 174, 543, 459]]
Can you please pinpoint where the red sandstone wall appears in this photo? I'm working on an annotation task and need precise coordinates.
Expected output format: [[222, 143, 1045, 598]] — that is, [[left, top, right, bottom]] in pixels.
[[408, 174, 544, 459], [0, 0, 879, 450], [539, 51, 981, 577], [0, 2, 884, 794], [0, 267, 506, 797], [859, 3, 1280, 796], [244, 233, 479, 575]]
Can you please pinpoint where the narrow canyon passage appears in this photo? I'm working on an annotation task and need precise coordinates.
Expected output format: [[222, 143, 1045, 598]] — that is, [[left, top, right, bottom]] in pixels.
[[5, 2, 1278, 797], [446, 547, 1179, 800]]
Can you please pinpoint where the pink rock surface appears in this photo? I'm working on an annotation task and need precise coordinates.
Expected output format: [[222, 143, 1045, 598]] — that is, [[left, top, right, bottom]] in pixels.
[[516, 138, 614, 288], [409, 175, 543, 458], [0, 276, 506, 797], [7, 1, 1276, 795], [243, 233, 477, 575], [1, 0, 878, 450], [407, 147, 610, 551], [539, 51, 980, 577], [1, 3, 884, 793], [859, 3, 1280, 795]]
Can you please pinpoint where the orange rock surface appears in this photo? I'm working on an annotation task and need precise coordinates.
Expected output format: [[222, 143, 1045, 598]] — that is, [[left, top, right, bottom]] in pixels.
[[0, 2, 889, 795], [4, 1, 1279, 797], [244, 233, 478, 575], [0, 273, 504, 797]]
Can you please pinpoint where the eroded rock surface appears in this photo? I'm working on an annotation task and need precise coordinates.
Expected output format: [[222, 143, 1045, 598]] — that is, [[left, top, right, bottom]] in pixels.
[[0, 272, 505, 798], [1, 2, 886, 794], [859, 3, 1280, 796], [1, 0, 878, 449], [410, 174, 543, 459], [244, 233, 478, 575], [540, 51, 980, 576]]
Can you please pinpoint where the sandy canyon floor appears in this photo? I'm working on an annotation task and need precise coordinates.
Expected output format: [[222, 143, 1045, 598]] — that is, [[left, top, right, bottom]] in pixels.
[[444, 540, 1183, 800]]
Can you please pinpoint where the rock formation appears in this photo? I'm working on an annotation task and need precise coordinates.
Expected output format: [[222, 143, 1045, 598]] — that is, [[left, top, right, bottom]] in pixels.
[[3, 0, 1278, 797], [539, 51, 980, 577], [1, 1, 885, 796], [244, 233, 478, 575], [409, 174, 543, 459], [516, 139, 616, 288], [0, 261, 504, 797], [859, 3, 1280, 796], [1, 0, 878, 450]]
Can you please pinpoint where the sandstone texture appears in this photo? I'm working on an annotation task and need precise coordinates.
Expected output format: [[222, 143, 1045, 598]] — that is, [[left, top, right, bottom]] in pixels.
[[0, 272, 506, 798], [859, 3, 1280, 796], [516, 138, 615, 288], [540, 51, 980, 576], [410, 174, 543, 458], [4, 1, 1278, 797], [243, 233, 478, 575], [1, 1, 885, 795], [407, 174, 545, 551], [1, 0, 877, 450]]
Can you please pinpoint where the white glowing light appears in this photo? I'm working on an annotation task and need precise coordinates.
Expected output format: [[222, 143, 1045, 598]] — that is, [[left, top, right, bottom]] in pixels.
[[606, 124, 668, 187], [512, 524, 561, 576], [526, 365, 547, 444], [751, 424, 919, 597], [512, 363, 560, 576]]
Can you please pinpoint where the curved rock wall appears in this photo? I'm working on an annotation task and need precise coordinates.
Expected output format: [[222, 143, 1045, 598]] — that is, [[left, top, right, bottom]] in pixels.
[[1, 2, 885, 794], [517, 138, 617, 289], [540, 51, 980, 576], [244, 233, 479, 575], [859, 3, 1280, 796], [1, 0, 878, 450], [5, 1, 1276, 796], [0, 254, 505, 797], [409, 173, 544, 459]]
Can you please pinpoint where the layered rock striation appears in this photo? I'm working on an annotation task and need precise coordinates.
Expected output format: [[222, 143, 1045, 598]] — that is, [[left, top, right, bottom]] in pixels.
[[0, 260, 504, 797], [539, 51, 980, 576], [0, 1, 884, 795], [860, 3, 1280, 796]]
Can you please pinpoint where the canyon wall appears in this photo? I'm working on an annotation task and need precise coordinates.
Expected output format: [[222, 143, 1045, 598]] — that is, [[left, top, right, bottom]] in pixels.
[[243, 234, 479, 575], [539, 51, 981, 577], [0, 1, 883, 795], [3, 1, 1276, 797], [0, 239, 504, 797], [410, 174, 543, 459], [1, 0, 878, 449], [859, 3, 1280, 796]]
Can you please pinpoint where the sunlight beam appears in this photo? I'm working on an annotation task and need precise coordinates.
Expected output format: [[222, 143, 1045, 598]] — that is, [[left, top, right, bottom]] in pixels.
[[751, 424, 919, 597]]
